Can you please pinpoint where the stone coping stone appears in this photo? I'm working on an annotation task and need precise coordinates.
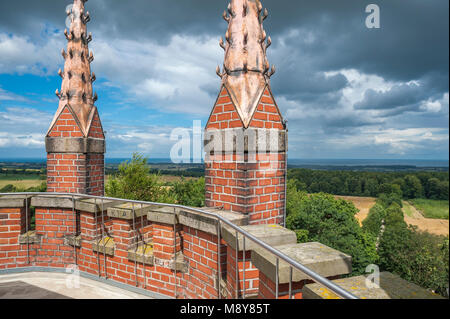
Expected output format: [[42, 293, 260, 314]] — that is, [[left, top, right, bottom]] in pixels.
[[179, 207, 248, 235], [128, 243, 154, 265], [75, 198, 120, 213], [147, 206, 179, 225], [251, 242, 352, 284], [222, 224, 297, 252], [0, 195, 31, 208], [108, 202, 154, 220], [19, 231, 42, 244], [303, 272, 445, 299], [31, 195, 83, 209], [92, 237, 115, 256]]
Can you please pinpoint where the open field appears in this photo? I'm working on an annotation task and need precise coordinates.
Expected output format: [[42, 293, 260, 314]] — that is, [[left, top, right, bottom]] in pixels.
[[0, 179, 43, 190], [410, 199, 449, 220], [336, 195, 449, 236], [334, 195, 376, 225]]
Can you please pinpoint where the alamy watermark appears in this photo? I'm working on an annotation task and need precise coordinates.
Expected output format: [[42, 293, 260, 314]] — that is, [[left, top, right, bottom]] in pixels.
[[65, 264, 80, 289], [169, 120, 285, 165], [365, 264, 380, 289], [365, 4, 381, 29]]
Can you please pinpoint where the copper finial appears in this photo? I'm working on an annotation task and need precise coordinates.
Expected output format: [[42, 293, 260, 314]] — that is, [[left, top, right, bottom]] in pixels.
[[47, 0, 98, 137], [220, 0, 275, 128]]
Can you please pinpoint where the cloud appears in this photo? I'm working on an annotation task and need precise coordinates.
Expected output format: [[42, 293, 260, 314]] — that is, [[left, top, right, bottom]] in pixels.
[[0, 32, 63, 75], [0, 107, 51, 150], [0, 0, 447, 159], [0, 132, 44, 148], [0, 87, 28, 102]]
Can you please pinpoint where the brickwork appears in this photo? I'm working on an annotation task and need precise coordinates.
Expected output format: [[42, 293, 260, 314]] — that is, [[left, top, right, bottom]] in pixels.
[[226, 246, 259, 298], [205, 152, 286, 225], [34, 207, 76, 267], [182, 226, 220, 299], [205, 84, 287, 225], [48, 106, 84, 138], [258, 271, 304, 299], [0, 207, 30, 269], [46, 152, 104, 196], [88, 110, 105, 139], [0, 197, 354, 299]]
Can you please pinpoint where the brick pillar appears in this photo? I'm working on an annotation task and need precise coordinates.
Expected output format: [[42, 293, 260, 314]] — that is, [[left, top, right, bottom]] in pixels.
[[0, 197, 31, 269], [206, 0, 287, 225], [32, 197, 78, 268], [46, 0, 105, 196], [205, 87, 287, 225], [46, 110, 105, 196]]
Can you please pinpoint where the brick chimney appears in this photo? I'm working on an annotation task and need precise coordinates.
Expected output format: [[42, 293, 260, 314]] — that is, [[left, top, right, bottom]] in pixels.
[[205, 0, 287, 225], [46, 0, 105, 196]]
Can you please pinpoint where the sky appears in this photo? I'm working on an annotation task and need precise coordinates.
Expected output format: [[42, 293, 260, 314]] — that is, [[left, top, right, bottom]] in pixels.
[[0, 0, 448, 160]]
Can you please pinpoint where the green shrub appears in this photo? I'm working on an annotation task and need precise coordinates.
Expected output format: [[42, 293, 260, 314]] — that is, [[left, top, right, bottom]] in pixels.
[[105, 153, 174, 203], [286, 191, 378, 275], [362, 203, 386, 237], [171, 177, 205, 207]]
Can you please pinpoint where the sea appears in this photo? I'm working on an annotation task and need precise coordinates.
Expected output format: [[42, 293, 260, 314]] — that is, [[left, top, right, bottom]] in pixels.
[[0, 158, 448, 168]]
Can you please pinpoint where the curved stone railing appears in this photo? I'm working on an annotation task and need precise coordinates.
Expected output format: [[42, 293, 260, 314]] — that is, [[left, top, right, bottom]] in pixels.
[[0, 192, 357, 299]]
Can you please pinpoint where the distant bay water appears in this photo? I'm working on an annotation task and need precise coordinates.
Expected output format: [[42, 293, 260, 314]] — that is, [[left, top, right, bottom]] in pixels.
[[0, 158, 448, 168]]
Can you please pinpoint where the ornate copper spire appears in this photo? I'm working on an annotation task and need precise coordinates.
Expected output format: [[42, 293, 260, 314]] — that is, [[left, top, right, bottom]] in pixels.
[[217, 0, 275, 128], [48, 0, 98, 137]]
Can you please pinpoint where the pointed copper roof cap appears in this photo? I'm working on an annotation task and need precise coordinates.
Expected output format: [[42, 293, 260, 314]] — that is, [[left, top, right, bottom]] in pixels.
[[217, 0, 275, 128], [48, 0, 98, 137]]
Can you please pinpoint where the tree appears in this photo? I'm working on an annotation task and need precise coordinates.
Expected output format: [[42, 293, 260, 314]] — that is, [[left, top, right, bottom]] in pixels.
[[171, 177, 205, 207], [105, 153, 174, 203], [376, 199, 449, 297], [427, 178, 449, 200], [377, 192, 403, 208], [286, 192, 378, 275], [364, 178, 379, 197], [403, 175, 424, 199], [362, 203, 386, 237]]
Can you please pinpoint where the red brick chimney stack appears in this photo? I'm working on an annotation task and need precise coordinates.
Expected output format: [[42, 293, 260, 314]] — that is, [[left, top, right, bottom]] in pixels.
[[205, 0, 287, 225], [46, 0, 105, 195]]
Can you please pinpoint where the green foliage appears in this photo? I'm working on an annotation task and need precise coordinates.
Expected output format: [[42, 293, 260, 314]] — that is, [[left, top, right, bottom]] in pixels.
[[378, 223, 449, 297], [286, 191, 378, 275], [362, 203, 386, 237], [105, 153, 174, 203], [0, 184, 16, 192], [171, 177, 205, 207], [402, 175, 424, 199], [105, 153, 206, 207], [288, 168, 448, 200], [369, 197, 450, 297], [294, 229, 309, 243], [384, 203, 406, 226], [0, 182, 47, 193], [376, 192, 403, 208]]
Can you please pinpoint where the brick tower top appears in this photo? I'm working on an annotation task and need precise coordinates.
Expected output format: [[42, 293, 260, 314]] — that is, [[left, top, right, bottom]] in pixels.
[[48, 0, 103, 139], [216, 0, 277, 128]]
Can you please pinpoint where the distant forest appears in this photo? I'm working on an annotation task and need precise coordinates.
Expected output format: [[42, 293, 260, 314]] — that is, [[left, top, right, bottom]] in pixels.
[[288, 169, 449, 200], [1, 161, 449, 200]]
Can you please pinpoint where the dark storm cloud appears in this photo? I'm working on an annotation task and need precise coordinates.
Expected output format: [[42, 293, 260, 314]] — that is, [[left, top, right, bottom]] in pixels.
[[355, 83, 425, 110], [1, 0, 447, 82]]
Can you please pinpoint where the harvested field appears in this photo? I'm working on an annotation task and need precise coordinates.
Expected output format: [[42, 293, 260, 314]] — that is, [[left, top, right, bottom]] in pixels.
[[334, 195, 376, 226], [336, 195, 449, 236]]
